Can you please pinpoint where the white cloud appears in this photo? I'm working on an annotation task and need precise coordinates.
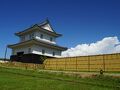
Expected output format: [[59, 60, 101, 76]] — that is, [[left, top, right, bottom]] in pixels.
[[62, 36, 120, 57]]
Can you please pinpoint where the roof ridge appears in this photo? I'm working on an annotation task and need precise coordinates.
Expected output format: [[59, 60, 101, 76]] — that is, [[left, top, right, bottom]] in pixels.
[[37, 18, 49, 26]]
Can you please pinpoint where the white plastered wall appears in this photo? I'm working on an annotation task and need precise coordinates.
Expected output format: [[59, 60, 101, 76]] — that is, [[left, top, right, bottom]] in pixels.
[[32, 45, 61, 57], [19, 31, 56, 44], [12, 45, 61, 57], [35, 31, 56, 44]]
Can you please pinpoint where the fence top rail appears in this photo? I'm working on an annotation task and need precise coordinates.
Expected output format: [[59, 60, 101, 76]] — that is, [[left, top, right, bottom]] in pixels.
[[46, 53, 120, 59]]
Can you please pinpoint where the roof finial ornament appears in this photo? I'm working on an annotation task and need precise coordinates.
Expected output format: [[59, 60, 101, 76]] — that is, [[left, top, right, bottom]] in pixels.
[[46, 17, 50, 23]]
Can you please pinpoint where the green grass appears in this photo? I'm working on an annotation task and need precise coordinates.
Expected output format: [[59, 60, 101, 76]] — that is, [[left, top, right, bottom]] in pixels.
[[0, 67, 120, 90]]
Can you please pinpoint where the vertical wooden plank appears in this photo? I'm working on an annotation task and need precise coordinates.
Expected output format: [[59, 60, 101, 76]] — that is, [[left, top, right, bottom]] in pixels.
[[103, 54, 105, 72], [88, 56, 90, 72], [56, 59, 57, 70], [76, 57, 77, 71], [65, 58, 66, 70]]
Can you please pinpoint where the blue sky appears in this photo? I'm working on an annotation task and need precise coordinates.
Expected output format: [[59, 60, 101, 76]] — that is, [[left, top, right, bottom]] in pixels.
[[0, 0, 120, 58]]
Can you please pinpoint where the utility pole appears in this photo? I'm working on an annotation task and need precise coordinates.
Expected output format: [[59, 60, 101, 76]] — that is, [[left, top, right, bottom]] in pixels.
[[4, 46, 7, 61]]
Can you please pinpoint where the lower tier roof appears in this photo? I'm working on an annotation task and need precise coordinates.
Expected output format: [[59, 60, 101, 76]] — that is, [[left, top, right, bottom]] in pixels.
[[8, 39, 67, 51]]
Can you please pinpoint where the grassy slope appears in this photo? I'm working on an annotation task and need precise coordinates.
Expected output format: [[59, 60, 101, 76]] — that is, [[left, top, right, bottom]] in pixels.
[[0, 67, 120, 90]]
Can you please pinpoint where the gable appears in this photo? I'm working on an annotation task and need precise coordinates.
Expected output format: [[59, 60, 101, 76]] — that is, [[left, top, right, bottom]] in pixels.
[[15, 19, 62, 37], [41, 23, 54, 32]]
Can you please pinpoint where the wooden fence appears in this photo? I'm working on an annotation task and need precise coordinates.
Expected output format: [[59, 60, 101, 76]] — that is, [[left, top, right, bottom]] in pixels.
[[44, 53, 120, 72], [0, 62, 44, 70], [0, 53, 120, 72]]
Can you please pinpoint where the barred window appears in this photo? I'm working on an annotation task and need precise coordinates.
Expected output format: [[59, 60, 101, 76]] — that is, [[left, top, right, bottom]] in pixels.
[[28, 48, 31, 53], [40, 34, 43, 39], [53, 52, 55, 56], [50, 37, 53, 41], [42, 49, 45, 54], [21, 36, 25, 41], [29, 33, 34, 39]]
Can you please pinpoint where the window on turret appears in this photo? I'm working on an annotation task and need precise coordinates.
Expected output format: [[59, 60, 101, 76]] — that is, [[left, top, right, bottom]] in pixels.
[[40, 34, 43, 39], [53, 52, 55, 56], [31, 33, 34, 38], [21, 36, 25, 42], [28, 48, 31, 53], [29, 33, 34, 39], [50, 37, 53, 42], [42, 49, 45, 54]]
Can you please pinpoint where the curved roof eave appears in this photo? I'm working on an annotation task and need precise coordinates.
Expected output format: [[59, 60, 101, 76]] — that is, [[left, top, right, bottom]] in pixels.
[[15, 25, 62, 37], [8, 39, 67, 51]]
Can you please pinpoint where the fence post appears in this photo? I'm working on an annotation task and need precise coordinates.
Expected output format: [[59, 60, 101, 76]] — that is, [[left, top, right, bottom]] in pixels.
[[43, 61, 45, 69], [76, 57, 77, 71], [4, 46, 7, 61], [88, 56, 90, 72], [65, 58, 66, 70], [25, 63, 27, 70], [56, 59, 57, 70], [34, 64, 36, 70], [103, 55, 105, 72], [49, 60, 50, 70]]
